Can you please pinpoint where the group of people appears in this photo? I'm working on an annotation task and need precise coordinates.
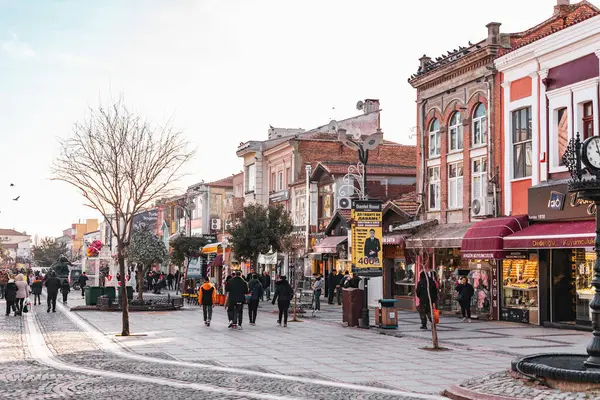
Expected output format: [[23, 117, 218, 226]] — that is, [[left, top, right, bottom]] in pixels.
[[416, 265, 475, 330], [323, 270, 361, 307], [198, 270, 292, 329]]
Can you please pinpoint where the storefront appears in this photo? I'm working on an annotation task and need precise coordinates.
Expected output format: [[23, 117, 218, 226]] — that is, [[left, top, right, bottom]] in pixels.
[[382, 233, 414, 310], [501, 182, 595, 328], [461, 215, 529, 321], [309, 235, 349, 277]]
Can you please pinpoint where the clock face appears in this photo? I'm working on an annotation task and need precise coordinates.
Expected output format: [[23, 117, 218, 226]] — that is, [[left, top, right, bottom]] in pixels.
[[583, 136, 600, 171]]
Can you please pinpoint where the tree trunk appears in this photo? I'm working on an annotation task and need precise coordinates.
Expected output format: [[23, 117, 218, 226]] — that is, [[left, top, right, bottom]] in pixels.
[[137, 264, 143, 301], [117, 242, 130, 336]]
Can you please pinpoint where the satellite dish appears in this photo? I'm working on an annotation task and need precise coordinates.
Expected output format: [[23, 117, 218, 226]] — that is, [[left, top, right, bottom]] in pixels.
[[328, 120, 338, 133], [356, 100, 364, 110], [363, 132, 383, 150]]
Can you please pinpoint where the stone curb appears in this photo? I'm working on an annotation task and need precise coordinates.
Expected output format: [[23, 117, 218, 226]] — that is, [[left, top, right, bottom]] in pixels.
[[442, 385, 521, 400]]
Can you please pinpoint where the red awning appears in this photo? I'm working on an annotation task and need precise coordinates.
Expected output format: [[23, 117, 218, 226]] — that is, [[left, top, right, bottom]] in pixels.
[[504, 220, 595, 249], [211, 254, 223, 267], [382, 233, 406, 248], [461, 215, 528, 259], [314, 236, 347, 254]]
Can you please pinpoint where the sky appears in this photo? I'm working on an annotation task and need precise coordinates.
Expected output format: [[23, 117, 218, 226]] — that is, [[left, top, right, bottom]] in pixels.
[[0, 0, 561, 239]]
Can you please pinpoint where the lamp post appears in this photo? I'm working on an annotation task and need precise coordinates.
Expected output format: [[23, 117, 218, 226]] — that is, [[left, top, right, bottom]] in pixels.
[[334, 117, 384, 329]]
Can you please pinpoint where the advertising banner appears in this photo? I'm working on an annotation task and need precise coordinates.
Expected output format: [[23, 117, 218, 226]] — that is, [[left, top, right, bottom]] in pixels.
[[351, 200, 383, 276]]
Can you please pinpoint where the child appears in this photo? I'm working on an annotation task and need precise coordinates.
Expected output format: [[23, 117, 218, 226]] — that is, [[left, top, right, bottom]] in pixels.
[[31, 276, 43, 306], [60, 279, 71, 304]]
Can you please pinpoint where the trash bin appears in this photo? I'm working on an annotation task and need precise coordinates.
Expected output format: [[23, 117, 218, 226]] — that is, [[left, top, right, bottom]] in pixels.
[[342, 288, 364, 327], [85, 286, 103, 306], [104, 286, 116, 300], [378, 299, 398, 329], [118, 286, 134, 300]]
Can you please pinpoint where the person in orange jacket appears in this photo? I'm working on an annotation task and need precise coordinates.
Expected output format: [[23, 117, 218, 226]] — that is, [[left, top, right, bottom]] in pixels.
[[199, 276, 217, 327]]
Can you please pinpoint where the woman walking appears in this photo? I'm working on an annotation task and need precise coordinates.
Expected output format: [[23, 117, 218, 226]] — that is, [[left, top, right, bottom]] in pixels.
[[455, 276, 475, 322], [312, 275, 323, 312], [4, 277, 17, 316], [61, 279, 71, 304], [14, 273, 29, 316], [272, 276, 293, 327]]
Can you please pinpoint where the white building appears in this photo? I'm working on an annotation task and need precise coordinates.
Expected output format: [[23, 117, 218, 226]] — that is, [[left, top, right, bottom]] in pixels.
[[0, 228, 31, 262]]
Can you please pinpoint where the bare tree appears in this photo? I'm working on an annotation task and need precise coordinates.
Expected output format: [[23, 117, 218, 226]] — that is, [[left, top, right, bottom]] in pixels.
[[52, 99, 194, 336]]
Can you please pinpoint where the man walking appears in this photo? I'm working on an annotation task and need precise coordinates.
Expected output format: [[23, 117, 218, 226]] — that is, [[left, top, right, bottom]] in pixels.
[[45, 271, 61, 313], [416, 265, 438, 330], [247, 273, 263, 325], [272, 275, 293, 327], [199, 276, 216, 326], [261, 271, 271, 301], [328, 270, 337, 304], [227, 271, 248, 330], [174, 269, 180, 293], [78, 272, 89, 298], [167, 272, 174, 291]]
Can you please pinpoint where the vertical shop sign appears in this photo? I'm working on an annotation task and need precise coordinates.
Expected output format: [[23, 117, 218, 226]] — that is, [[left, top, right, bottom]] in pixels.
[[352, 200, 383, 276], [491, 263, 498, 321]]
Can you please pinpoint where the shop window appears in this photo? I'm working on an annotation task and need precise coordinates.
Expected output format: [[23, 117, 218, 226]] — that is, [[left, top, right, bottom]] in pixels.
[[512, 107, 532, 179], [427, 166, 440, 211], [472, 157, 487, 200], [429, 119, 440, 158], [449, 112, 463, 152], [394, 261, 415, 297], [557, 107, 568, 166], [271, 172, 276, 192], [246, 164, 256, 192], [472, 103, 487, 146], [319, 185, 333, 219], [583, 101, 594, 140], [501, 254, 538, 323], [573, 249, 594, 324], [448, 162, 463, 209], [434, 248, 466, 313], [286, 167, 292, 186]]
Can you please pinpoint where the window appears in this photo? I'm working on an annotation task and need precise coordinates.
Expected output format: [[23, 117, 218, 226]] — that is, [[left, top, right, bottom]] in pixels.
[[271, 172, 276, 192], [472, 103, 487, 146], [512, 107, 532, 179], [448, 162, 463, 209], [557, 108, 568, 166], [286, 167, 292, 186], [246, 164, 256, 192], [428, 119, 440, 157], [449, 112, 463, 152], [472, 158, 487, 201], [277, 171, 284, 191], [583, 101, 594, 140], [428, 166, 440, 210]]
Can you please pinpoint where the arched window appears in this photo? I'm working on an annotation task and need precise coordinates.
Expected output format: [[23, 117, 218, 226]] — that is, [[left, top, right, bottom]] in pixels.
[[428, 119, 440, 157], [449, 112, 463, 151], [472, 103, 487, 146]]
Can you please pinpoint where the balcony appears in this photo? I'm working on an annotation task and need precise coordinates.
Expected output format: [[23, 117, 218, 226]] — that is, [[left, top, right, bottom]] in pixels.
[[224, 197, 245, 214]]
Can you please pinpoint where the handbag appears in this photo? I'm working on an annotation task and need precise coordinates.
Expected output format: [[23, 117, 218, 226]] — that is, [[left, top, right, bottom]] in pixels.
[[433, 307, 440, 324], [23, 299, 29, 314]]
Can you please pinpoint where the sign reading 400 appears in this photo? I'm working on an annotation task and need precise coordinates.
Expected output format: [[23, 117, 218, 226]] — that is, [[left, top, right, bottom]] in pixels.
[[351, 200, 383, 277]]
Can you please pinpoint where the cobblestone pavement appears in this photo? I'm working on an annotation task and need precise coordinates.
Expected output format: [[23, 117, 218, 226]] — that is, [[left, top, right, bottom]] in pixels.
[[0, 299, 442, 400], [448, 371, 600, 400]]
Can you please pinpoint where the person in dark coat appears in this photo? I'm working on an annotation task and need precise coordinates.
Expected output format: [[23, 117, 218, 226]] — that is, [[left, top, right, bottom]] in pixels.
[[45, 271, 62, 313], [60, 279, 71, 303], [272, 275, 293, 327], [78, 272, 89, 298], [455, 277, 475, 322], [327, 270, 337, 304], [199, 277, 216, 326], [167, 273, 174, 291], [224, 274, 234, 323], [226, 271, 248, 329], [247, 274, 263, 325], [416, 267, 438, 330], [349, 273, 361, 288], [246, 268, 255, 283], [4, 278, 17, 316], [261, 271, 271, 301], [31, 276, 43, 306]]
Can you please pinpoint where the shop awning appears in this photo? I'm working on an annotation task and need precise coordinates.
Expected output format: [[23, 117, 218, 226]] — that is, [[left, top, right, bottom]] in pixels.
[[382, 233, 406, 247], [461, 215, 528, 259], [406, 223, 473, 249], [504, 220, 595, 249], [201, 242, 231, 254], [313, 236, 347, 254], [258, 252, 278, 264]]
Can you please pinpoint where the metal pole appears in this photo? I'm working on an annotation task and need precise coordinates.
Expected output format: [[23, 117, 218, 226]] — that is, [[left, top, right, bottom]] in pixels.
[[359, 148, 370, 328], [305, 165, 311, 255], [585, 200, 600, 368]]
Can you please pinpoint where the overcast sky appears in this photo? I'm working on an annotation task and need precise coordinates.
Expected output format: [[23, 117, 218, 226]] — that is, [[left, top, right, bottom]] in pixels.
[[0, 0, 562, 238]]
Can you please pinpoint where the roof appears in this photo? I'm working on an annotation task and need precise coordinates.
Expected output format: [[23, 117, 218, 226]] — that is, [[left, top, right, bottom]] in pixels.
[[0, 229, 27, 236], [385, 191, 419, 217], [406, 222, 474, 249], [3, 243, 18, 249], [206, 176, 234, 188]]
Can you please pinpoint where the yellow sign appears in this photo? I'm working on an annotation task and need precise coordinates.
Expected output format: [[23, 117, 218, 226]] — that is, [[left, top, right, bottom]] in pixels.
[[351, 200, 383, 276]]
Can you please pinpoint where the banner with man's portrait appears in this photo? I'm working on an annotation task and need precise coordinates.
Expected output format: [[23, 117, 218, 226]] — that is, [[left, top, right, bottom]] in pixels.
[[351, 200, 383, 276]]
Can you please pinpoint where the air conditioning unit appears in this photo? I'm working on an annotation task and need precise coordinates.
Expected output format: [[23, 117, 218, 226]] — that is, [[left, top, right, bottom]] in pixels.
[[471, 196, 494, 218], [210, 218, 221, 231], [337, 196, 351, 210]]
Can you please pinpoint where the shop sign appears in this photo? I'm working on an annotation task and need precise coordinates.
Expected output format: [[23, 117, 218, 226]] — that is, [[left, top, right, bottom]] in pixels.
[[351, 200, 383, 276], [382, 234, 405, 246], [132, 208, 159, 232], [269, 189, 290, 203], [530, 237, 594, 248], [505, 251, 528, 260], [461, 252, 498, 260], [529, 183, 596, 221], [202, 234, 218, 243]]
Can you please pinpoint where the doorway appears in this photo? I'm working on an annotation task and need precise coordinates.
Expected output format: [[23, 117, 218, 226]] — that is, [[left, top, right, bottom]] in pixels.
[[551, 249, 576, 324]]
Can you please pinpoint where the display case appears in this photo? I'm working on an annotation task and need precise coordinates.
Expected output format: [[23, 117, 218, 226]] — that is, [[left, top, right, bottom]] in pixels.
[[394, 261, 415, 297], [575, 250, 594, 324], [501, 257, 539, 324], [434, 248, 465, 312]]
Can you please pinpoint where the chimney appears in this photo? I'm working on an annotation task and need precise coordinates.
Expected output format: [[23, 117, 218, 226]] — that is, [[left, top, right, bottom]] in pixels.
[[363, 99, 380, 115], [419, 54, 431, 71], [554, 0, 571, 16], [486, 22, 501, 45]]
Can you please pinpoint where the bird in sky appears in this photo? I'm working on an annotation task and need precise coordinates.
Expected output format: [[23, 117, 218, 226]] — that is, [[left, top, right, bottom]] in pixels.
[[13, 196, 20, 201], [9, 183, 14, 187]]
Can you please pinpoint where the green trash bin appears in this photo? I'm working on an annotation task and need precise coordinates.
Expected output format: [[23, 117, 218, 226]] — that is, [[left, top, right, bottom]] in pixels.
[[85, 286, 103, 306], [126, 286, 133, 300], [85, 287, 92, 306], [104, 286, 116, 300]]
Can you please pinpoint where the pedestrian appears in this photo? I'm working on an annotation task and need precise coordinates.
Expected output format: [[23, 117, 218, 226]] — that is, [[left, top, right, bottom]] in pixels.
[[327, 270, 337, 304], [199, 276, 216, 326], [455, 276, 474, 322], [224, 274, 234, 323], [349, 273, 361, 288], [262, 271, 271, 301], [60, 279, 70, 304], [14, 273, 29, 316], [167, 272, 174, 291], [340, 271, 351, 289], [0, 271, 8, 299], [312, 275, 323, 312], [31, 275, 43, 306], [416, 266, 438, 330], [226, 270, 248, 330], [44, 271, 61, 313], [147, 271, 153, 291], [246, 268, 255, 283], [4, 277, 17, 316], [174, 269, 180, 292], [272, 275, 293, 327], [78, 272, 89, 298], [247, 273, 263, 325]]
